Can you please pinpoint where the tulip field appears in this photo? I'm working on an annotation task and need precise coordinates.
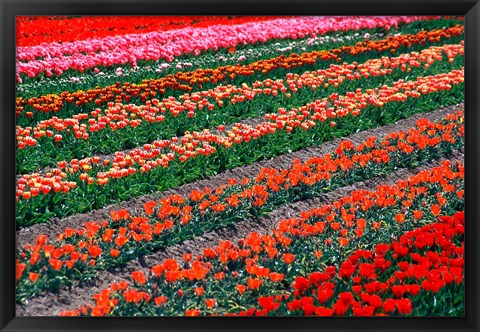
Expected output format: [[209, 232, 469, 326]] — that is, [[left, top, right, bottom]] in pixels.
[[15, 15, 465, 317]]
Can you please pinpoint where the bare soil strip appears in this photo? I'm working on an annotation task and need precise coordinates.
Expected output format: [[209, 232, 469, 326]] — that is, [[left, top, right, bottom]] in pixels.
[[17, 103, 464, 249], [16, 146, 464, 316]]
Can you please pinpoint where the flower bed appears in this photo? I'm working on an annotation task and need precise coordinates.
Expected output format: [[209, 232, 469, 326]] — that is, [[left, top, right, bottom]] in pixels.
[[15, 15, 464, 316]]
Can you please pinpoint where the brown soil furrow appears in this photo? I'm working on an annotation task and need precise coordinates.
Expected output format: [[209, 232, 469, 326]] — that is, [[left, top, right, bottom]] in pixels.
[[16, 150, 464, 316], [17, 102, 464, 248]]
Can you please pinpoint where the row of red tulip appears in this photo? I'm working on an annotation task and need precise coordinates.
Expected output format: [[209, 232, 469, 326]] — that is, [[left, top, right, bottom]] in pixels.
[[16, 16, 280, 47]]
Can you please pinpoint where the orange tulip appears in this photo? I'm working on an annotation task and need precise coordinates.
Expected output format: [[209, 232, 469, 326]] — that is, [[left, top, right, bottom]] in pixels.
[[395, 213, 406, 223], [28, 272, 40, 283]]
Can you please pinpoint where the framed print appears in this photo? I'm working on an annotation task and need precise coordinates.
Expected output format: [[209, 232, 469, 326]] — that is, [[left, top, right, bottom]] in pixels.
[[1, 0, 479, 331]]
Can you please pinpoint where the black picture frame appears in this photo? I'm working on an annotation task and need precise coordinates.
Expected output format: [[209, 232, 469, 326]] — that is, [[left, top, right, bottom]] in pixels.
[[1, 1, 479, 331]]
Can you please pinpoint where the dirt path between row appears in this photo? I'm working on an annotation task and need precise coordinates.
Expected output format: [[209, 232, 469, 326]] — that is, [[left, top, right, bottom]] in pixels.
[[16, 102, 464, 249], [16, 147, 463, 316]]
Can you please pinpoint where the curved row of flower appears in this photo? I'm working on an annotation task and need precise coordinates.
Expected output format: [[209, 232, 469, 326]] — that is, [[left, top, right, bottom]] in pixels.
[[15, 110, 464, 301], [16, 16, 280, 47], [16, 24, 463, 118], [16, 42, 464, 156], [53, 162, 464, 316], [16, 16, 439, 80], [15, 67, 465, 219]]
